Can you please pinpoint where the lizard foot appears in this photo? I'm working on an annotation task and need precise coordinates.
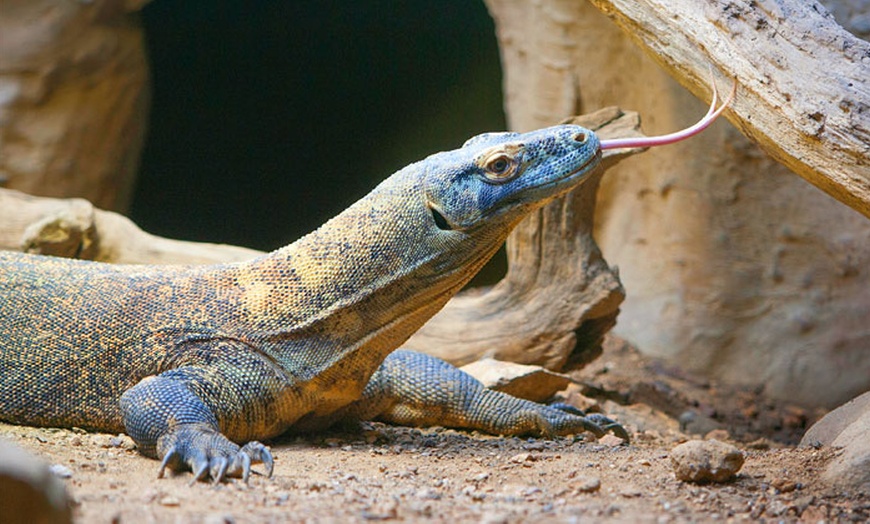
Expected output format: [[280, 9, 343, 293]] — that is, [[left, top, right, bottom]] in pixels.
[[549, 402, 631, 442], [585, 413, 631, 442], [157, 424, 274, 484]]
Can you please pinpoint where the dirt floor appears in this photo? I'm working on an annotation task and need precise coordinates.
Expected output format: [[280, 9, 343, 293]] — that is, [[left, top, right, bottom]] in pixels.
[[2, 337, 868, 523]]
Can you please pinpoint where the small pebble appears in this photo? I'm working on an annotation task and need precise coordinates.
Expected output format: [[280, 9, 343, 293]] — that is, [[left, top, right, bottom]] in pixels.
[[704, 429, 731, 442], [203, 514, 236, 524], [572, 475, 601, 493], [771, 477, 798, 493], [49, 464, 73, 479], [509, 452, 534, 464], [159, 496, 180, 507], [471, 472, 490, 482], [598, 434, 627, 447], [620, 485, 643, 498]]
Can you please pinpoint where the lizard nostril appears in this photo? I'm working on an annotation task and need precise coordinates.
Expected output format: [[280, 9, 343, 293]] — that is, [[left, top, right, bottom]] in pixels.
[[573, 132, 588, 143]]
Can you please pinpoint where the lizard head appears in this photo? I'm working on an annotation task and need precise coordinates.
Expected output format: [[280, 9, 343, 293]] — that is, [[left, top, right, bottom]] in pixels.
[[420, 76, 735, 234], [422, 125, 601, 232]]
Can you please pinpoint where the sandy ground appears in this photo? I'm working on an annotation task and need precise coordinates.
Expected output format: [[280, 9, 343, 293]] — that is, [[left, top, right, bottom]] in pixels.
[[3, 338, 868, 523]]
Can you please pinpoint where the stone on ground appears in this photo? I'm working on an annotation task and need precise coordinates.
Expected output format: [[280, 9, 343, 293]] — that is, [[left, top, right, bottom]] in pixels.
[[670, 439, 744, 483]]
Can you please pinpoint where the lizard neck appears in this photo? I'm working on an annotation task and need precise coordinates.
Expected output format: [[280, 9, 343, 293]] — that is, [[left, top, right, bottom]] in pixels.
[[230, 164, 510, 374]]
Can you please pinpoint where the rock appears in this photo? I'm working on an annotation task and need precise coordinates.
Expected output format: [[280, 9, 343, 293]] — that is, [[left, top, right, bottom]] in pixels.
[[571, 475, 601, 493], [619, 485, 643, 498], [48, 464, 73, 479], [770, 477, 798, 493], [704, 429, 732, 442], [460, 358, 571, 402], [0, 439, 72, 524], [598, 434, 627, 447], [801, 390, 870, 447], [508, 453, 535, 465], [670, 439, 744, 483], [677, 410, 721, 436], [802, 391, 870, 493], [159, 496, 181, 507], [561, 384, 601, 413]]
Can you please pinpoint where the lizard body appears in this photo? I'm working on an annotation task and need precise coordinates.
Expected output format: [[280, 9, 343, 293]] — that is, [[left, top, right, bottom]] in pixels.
[[1, 125, 615, 482], [0, 84, 731, 482]]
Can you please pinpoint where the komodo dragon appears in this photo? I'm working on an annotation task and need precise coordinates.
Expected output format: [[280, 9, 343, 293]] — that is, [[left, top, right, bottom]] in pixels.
[[0, 85, 732, 484]]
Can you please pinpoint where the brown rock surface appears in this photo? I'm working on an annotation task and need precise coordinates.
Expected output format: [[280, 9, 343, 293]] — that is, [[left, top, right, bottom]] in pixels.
[[670, 439, 745, 483], [802, 391, 870, 494], [459, 359, 571, 403]]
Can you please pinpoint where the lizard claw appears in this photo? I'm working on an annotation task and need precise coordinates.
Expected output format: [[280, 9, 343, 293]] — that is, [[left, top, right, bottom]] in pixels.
[[236, 453, 252, 483], [585, 413, 631, 442], [210, 456, 230, 485], [156, 426, 274, 484], [548, 402, 630, 442], [240, 441, 274, 480], [157, 444, 180, 479], [189, 451, 208, 486]]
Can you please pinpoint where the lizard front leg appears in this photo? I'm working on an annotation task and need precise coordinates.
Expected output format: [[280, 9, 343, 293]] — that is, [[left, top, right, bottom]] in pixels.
[[347, 350, 628, 440], [119, 340, 287, 484], [120, 367, 274, 484]]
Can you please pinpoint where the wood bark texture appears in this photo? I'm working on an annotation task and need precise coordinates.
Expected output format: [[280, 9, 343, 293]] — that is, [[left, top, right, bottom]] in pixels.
[[0, 189, 261, 264], [587, 0, 870, 218]]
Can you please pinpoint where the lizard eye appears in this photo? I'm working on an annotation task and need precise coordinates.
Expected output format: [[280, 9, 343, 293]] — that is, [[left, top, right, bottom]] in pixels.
[[482, 153, 519, 183]]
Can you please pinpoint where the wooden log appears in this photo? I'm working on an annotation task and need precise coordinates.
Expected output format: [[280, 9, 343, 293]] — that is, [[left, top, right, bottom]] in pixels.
[[0, 189, 260, 264], [587, 0, 870, 218]]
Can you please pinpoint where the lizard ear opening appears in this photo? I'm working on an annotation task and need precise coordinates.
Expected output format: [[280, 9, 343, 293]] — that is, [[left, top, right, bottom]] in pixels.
[[428, 203, 453, 231]]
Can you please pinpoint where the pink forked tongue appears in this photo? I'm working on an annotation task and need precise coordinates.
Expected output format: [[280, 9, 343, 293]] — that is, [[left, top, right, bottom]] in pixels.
[[599, 78, 736, 151]]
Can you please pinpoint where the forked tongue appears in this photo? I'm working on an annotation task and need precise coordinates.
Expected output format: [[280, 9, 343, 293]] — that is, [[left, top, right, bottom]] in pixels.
[[599, 78, 736, 151]]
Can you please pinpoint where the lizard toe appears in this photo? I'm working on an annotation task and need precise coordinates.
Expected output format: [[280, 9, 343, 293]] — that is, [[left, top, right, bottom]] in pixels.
[[189, 452, 210, 484], [545, 402, 629, 441], [585, 413, 630, 442], [157, 444, 181, 479], [156, 424, 271, 484], [209, 456, 230, 485], [548, 402, 586, 417], [233, 453, 252, 483], [239, 441, 274, 479]]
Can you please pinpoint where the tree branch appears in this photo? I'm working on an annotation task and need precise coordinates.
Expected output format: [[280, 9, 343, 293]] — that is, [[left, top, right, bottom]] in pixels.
[[587, 0, 870, 217]]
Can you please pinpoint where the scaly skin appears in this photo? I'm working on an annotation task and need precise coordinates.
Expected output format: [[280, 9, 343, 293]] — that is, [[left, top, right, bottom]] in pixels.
[[0, 125, 624, 483]]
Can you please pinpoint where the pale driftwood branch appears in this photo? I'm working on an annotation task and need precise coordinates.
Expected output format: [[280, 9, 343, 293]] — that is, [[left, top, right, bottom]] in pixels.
[[0, 189, 261, 264], [405, 107, 646, 369], [587, 0, 870, 218]]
